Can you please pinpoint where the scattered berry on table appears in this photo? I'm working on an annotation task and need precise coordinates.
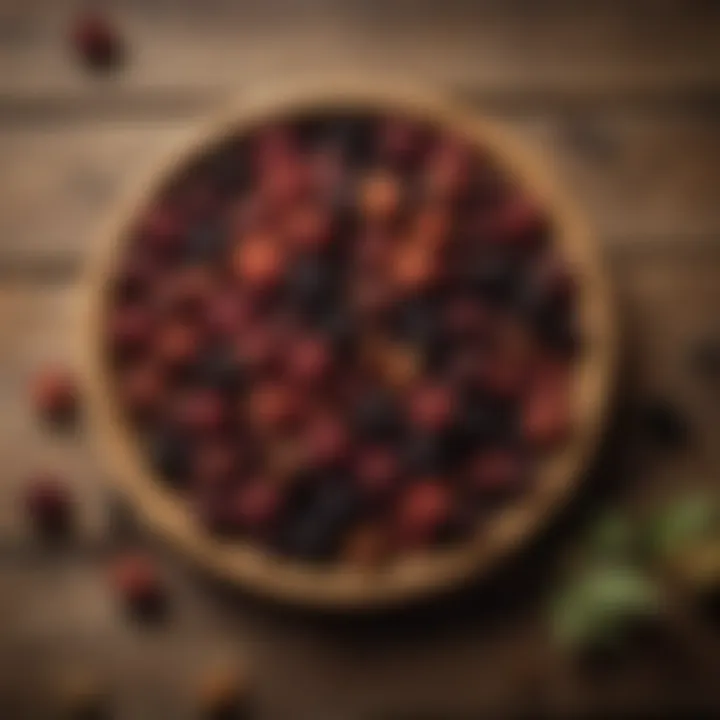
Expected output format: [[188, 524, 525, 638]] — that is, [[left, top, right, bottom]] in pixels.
[[31, 367, 78, 425], [71, 10, 124, 72], [24, 473, 74, 539], [109, 552, 167, 620]]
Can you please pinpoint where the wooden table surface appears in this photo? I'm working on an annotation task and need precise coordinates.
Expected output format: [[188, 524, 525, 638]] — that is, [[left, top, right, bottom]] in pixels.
[[0, 1, 719, 717]]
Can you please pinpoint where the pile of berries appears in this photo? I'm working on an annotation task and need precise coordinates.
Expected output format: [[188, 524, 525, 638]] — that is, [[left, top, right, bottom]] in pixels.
[[106, 111, 580, 565]]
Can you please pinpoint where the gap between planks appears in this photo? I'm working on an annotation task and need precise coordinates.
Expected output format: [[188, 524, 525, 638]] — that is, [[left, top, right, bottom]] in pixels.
[[0, 86, 717, 128]]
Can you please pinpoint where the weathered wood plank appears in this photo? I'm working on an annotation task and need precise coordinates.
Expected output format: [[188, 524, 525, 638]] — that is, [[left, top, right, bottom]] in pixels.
[[0, 115, 717, 271], [0, 0, 717, 99]]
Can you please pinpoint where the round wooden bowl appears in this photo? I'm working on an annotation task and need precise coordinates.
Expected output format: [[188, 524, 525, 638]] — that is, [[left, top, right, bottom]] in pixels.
[[81, 78, 616, 610]]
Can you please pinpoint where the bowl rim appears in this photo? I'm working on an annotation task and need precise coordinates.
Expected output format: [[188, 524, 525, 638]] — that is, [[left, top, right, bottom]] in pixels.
[[80, 78, 617, 609]]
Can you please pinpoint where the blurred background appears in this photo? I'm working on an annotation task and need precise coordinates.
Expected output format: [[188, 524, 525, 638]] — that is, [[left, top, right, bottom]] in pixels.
[[0, 0, 719, 717]]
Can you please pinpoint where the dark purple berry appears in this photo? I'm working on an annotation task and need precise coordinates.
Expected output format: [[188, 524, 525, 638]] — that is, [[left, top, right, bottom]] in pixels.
[[283, 481, 360, 560], [353, 390, 402, 440], [24, 474, 74, 539], [71, 11, 124, 72], [467, 252, 521, 305], [31, 367, 78, 425], [286, 257, 337, 313], [194, 346, 242, 392], [403, 433, 449, 475], [319, 308, 356, 358], [390, 300, 446, 369], [148, 429, 190, 486], [184, 221, 227, 263]]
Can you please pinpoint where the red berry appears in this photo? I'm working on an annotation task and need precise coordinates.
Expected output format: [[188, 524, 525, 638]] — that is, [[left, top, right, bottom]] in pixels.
[[353, 276, 394, 320], [412, 204, 452, 250], [490, 196, 547, 246], [260, 157, 309, 209], [288, 336, 332, 386], [156, 321, 199, 368], [121, 363, 163, 417], [206, 290, 254, 338], [253, 126, 297, 173], [379, 119, 423, 165], [109, 306, 152, 353], [229, 194, 272, 236], [425, 141, 472, 200], [393, 246, 437, 294], [355, 447, 400, 495], [71, 11, 123, 71], [232, 481, 280, 532], [443, 298, 490, 339], [355, 230, 391, 271], [359, 171, 402, 223], [109, 553, 165, 618], [193, 442, 237, 488], [477, 353, 526, 399], [408, 384, 455, 432], [477, 320, 534, 398], [179, 391, 226, 435], [24, 474, 73, 538], [311, 148, 344, 197], [522, 363, 571, 448], [468, 450, 522, 493], [284, 204, 333, 253], [155, 267, 214, 317], [249, 383, 298, 433], [305, 415, 349, 467], [396, 481, 451, 547], [114, 254, 156, 299], [235, 323, 279, 374], [140, 206, 182, 253], [233, 234, 284, 291], [31, 367, 78, 423]]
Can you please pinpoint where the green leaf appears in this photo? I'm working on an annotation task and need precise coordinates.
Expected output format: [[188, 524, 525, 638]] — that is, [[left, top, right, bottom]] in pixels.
[[551, 565, 660, 650], [587, 513, 636, 561], [644, 493, 719, 561]]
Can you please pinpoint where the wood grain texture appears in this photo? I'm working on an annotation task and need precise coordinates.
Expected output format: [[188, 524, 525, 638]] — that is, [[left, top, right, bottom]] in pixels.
[[0, 113, 717, 272], [0, 0, 717, 99]]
